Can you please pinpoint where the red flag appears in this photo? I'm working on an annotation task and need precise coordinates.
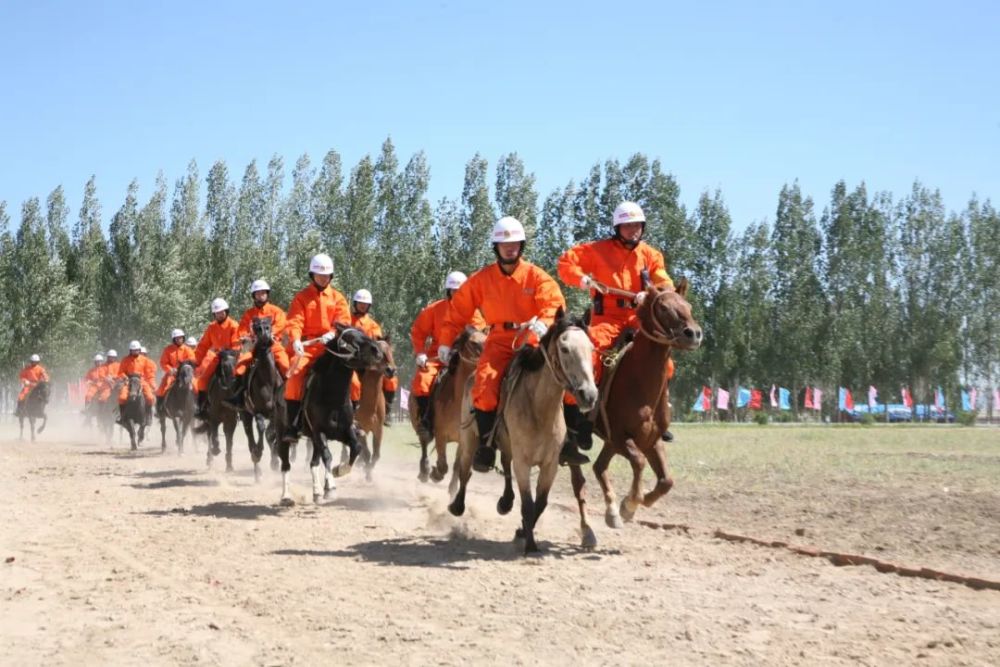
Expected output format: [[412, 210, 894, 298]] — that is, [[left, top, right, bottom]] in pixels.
[[749, 388, 763, 410], [804, 387, 814, 410], [844, 389, 855, 411], [701, 386, 712, 411], [901, 386, 913, 408]]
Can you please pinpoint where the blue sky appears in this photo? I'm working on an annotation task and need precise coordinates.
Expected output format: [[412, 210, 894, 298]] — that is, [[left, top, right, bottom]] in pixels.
[[1, 0, 997, 231]]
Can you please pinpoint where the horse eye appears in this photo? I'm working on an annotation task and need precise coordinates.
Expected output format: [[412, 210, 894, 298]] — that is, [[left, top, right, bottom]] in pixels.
[[560, 346, 570, 354]]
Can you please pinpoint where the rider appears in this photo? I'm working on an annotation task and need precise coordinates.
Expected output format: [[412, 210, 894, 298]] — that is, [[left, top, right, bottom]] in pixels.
[[282, 253, 352, 443], [185, 336, 198, 349], [16, 354, 49, 417], [193, 298, 241, 419], [348, 289, 383, 407], [228, 279, 290, 405], [96, 350, 121, 404], [117, 341, 157, 425], [83, 353, 105, 409], [438, 216, 566, 473], [557, 201, 676, 455], [156, 328, 196, 416]]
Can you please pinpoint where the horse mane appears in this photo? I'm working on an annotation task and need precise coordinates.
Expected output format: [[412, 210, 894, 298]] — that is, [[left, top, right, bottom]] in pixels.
[[446, 326, 478, 373], [510, 311, 587, 374]]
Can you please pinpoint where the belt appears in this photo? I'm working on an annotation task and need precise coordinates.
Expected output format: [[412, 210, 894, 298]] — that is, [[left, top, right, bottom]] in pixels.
[[499, 322, 519, 330]]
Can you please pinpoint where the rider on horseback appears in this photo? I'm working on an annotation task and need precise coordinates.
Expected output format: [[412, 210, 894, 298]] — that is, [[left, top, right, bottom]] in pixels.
[[193, 298, 241, 420], [82, 353, 104, 409], [156, 329, 196, 417], [116, 341, 157, 425], [282, 253, 352, 443], [16, 355, 49, 417], [95, 350, 120, 404], [557, 201, 677, 454], [348, 289, 384, 407], [438, 216, 566, 473], [227, 279, 290, 406]]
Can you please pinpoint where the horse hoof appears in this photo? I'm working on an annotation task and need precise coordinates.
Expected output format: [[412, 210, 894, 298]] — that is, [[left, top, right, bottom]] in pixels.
[[497, 494, 514, 516], [226, 465, 234, 473], [619, 499, 636, 523], [524, 543, 542, 556], [332, 463, 352, 478], [279, 497, 295, 507], [429, 467, 445, 483], [514, 527, 525, 540], [605, 512, 623, 530], [418, 470, 430, 483], [447, 499, 465, 517], [313, 494, 322, 504], [581, 527, 598, 550], [270, 458, 280, 472]]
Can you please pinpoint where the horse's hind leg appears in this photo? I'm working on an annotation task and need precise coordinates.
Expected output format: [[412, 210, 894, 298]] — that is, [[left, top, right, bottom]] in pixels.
[[224, 421, 236, 472], [430, 431, 449, 483], [641, 441, 674, 509], [513, 459, 539, 554], [594, 443, 622, 529], [278, 438, 294, 506], [418, 434, 431, 483], [619, 438, 647, 522], [243, 413, 262, 481], [571, 464, 597, 549]]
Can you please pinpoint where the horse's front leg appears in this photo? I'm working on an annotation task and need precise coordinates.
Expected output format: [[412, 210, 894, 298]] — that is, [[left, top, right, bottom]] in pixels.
[[513, 458, 539, 554], [619, 437, 647, 522], [430, 430, 449, 483], [308, 432, 330, 503], [224, 419, 237, 472], [593, 442, 622, 529], [497, 447, 515, 515], [278, 434, 294, 506], [570, 464, 597, 549]]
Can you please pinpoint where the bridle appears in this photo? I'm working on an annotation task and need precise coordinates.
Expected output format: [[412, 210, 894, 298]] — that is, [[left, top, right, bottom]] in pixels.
[[637, 292, 682, 346]]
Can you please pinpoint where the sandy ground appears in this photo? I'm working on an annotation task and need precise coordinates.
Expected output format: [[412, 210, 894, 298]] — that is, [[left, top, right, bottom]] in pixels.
[[1, 415, 998, 666]]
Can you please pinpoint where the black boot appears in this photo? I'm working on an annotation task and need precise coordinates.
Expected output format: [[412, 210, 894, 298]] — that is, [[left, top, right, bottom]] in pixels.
[[661, 430, 674, 442], [472, 409, 497, 473], [560, 403, 591, 466], [282, 400, 302, 443], [194, 392, 209, 420]]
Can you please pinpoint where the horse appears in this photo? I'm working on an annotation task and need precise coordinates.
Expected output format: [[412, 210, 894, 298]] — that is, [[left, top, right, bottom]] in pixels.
[[119, 375, 148, 451], [448, 310, 599, 555], [353, 338, 397, 481], [591, 281, 702, 528], [18, 381, 50, 442], [159, 360, 196, 454], [240, 316, 286, 481], [199, 349, 240, 470], [279, 326, 382, 506], [409, 326, 486, 484]]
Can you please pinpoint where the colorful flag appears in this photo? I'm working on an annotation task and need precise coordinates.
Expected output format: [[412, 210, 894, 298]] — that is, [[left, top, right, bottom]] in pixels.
[[400, 388, 410, 411], [994, 389, 1000, 411], [779, 387, 791, 410], [838, 387, 854, 411], [868, 385, 878, 408], [692, 389, 705, 412], [804, 387, 814, 410], [901, 386, 913, 408], [769, 384, 777, 408], [716, 388, 730, 410], [961, 390, 971, 411], [749, 388, 763, 410], [736, 387, 751, 409], [693, 386, 712, 412], [969, 388, 978, 410], [813, 387, 823, 409], [934, 386, 944, 409]]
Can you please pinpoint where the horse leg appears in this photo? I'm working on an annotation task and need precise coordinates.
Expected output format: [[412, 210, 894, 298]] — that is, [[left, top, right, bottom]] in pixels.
[[496, 448, 515, 515], [333, 424, 365, 478], [513, 459, 539, 554], [571, 464, 597, 549], [430, 430, 450, 483], [447, 437, 474, 517], [619, 438, 647, 522], [367, 425, 382, 482], [641, 441, 675, 508], [37, 415, 47, 435], [309, 433, 327, 503], [593, 443, 622, 529], [242, 413, 259, 481], [159, 411, 167, 452], [19, 416, 25, 441], [278, 437, 294, 506], [418, 433, 431, 483], [224, 421, 236, 473]]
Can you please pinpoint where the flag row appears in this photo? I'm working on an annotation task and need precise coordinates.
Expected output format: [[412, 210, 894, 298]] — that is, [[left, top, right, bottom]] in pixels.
[[692, 385, 1000, 413]]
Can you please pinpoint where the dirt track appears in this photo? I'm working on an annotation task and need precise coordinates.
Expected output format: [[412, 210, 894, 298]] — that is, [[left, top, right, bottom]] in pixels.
[[2, 417, 998, 666]]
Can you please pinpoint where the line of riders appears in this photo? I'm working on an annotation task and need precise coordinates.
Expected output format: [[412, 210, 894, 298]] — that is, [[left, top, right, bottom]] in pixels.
[[18, 200, 677, 468]]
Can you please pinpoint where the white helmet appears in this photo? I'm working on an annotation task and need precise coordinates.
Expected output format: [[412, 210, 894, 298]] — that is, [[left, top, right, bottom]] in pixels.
[[170, 328, 185, 339], [94, 353, 104, 362], [210, 297, 229, 313], [445, 271, 468, 290], [185, 337, 197, 347], [107, 349, 118, 358], [249, 279, 271, 294], [29, 354, 41, 362], [309, 253, 334, 275], [140, 346, 148, 354], [129, 340, 142, 352], [352, 289, 373, 305], [491, 216, 526, 243], [613, 201, 646, 226]]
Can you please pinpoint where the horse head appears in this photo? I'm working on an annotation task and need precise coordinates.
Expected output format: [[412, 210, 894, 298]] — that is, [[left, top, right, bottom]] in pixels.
[[127, 374, 144, 401], [176, 361, 195, 388], [636, 279, 702, 350], [448, 325, 487, 372], [326, 324, 384, 370], [217, 349, 238, 389], [541, 308, 598, 411], [376, 339, 397, 379], [251, 316, 273, 352]]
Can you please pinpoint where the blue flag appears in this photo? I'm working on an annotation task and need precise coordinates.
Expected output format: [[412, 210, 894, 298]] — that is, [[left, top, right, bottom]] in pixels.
[[779, 387, 791, 410], [961, 390, 971, 411], [736, 387, 751, 408], [692, 388, 706, 412]]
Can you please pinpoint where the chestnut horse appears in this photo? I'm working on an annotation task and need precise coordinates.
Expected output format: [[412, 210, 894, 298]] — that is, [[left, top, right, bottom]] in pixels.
[[591, 280, 702, 527], [409, 325, 486, 484], [354, 338, 397, 481]]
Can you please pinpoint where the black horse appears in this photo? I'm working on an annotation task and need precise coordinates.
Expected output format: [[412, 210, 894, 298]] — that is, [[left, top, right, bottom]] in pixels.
[[197, 349, 240, 470], [119, 375, 148, 451], [240, 316, 286, 482], [278, 326, 382, 505], [158, 361, 196, 454], [18, 381, 50, 442]]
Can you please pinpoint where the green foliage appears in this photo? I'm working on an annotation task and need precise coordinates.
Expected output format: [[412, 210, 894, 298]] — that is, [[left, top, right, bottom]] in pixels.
[[956, 411, 977, 427], [859, 412, 876, 426], [752, 411, 769, 426]]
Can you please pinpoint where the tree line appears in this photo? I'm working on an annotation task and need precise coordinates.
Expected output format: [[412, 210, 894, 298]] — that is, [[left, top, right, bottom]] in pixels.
[[1, 138, 997, 418]]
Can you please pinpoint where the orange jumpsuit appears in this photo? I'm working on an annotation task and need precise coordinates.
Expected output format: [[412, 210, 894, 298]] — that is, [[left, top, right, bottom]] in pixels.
[[117, 354, 156, 404], [156, 343, 197, 397], [557, 238, 675, 385], [410, 299, 486, 396], [284, 284, 352, 401], [349, 312, 384, 401], [83, 364, 104, 402], [18, 365, 50, 401], [193, 318, 240, 393], [441, 261, 565, 412], [235, 303, 290, 377], [96, 360, 121, 401]]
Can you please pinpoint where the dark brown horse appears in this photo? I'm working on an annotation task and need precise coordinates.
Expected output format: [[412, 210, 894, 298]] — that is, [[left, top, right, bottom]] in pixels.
[[590, 280, 702, 528]]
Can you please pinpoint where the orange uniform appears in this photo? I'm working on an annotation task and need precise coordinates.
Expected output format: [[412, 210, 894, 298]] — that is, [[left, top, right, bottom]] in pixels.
[[18, 365, 50, 401], [95, 360, 121, 401], [156, 343, 197, 397], [557, 237, 674, 384], [193, 317, 240, 393], [284, 283, 352, 401], [83, 364, 104, 402], [441, 261, 565, 412], [349, 312, 384, 402], [117, 354, 156, 405], [235, 303, 290, 377], [410, 299, 486, 396]]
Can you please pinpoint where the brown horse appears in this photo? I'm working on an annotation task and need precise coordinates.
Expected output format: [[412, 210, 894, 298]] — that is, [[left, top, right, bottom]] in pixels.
[[409, 326, 486, 484], [591, 280, 702, 528], [354, 339, 397, 481], [449, 311, 599, 554]]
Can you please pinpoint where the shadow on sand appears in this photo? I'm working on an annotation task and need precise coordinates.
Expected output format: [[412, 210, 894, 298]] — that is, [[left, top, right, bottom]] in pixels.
[[129, 478, 220, 490], [143, 501, 282, 520]]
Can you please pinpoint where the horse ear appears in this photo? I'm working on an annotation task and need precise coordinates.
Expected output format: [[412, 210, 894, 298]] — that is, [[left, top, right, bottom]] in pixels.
[[556, 306, 565, 321], [675, 278, 689, 298]]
